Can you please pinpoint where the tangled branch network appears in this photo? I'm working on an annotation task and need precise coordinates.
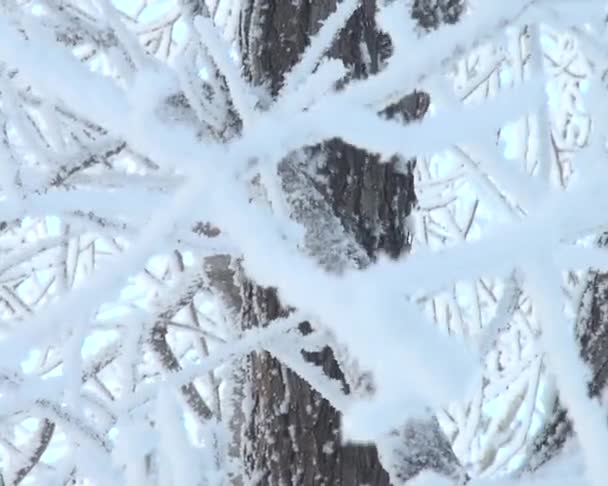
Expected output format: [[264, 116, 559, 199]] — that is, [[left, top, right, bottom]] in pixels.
[[0, 0, 607, 485]]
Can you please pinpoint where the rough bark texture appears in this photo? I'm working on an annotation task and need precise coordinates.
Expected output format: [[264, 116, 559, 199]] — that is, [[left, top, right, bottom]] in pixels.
[[240, 281, 391, 485], [527, 235, 608, 471], [236, 1, 466, 484]]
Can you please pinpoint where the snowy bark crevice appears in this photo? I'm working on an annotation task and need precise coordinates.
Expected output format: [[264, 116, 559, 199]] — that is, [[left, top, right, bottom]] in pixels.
[[411, 0, 466, 31], [377, 417, 467, 484], [235, 0, 467, 484]]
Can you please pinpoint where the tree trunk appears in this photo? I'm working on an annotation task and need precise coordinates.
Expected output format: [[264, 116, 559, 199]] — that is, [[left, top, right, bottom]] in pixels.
[[235, 1, 466, 484]]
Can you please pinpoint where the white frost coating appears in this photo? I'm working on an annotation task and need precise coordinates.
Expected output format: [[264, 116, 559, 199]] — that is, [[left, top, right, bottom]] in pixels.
[[208, 196, 479, 432], [275, 58, 347, 113], [267, 342, 350, 413], [0, 14, 225, 174], [554, 244, 608, 273], [477, 272, 522, 357], [339, 0, 536, 109], [195, 16, 257, 128], [93, 0, 147, 73], [0, 111, 22, 201], [0, 2, 602, 443], [0, 13, 543, 186], [454, 143, 549, 210], [355, 163, 608, 297], [527, 25, 551, 178], [117, 313, 306, 413], [0, 17, 127, 140], [112, 420, 156, 486], [128, 64, 180, 114], [407, 472, 453, 486]]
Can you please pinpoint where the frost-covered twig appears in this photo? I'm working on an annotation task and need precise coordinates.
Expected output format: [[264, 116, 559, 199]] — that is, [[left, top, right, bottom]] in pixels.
[[5, 418, 54, 485]]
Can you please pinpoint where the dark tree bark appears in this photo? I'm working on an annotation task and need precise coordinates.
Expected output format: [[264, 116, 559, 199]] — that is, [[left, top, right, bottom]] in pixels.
[[234, 1, 467, 484]]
